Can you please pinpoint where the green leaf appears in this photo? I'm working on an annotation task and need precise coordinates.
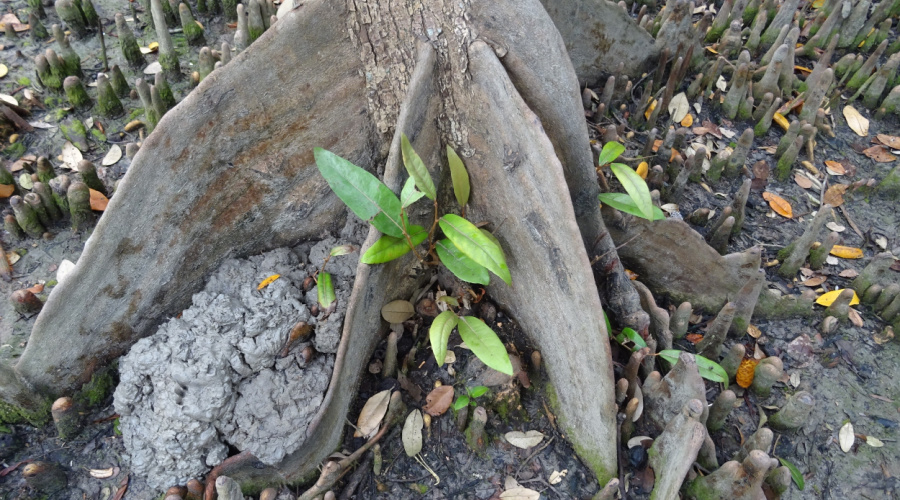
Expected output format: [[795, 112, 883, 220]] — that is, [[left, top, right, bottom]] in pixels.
[[401, 134, 436, 201], [447, 145, 470, 206], [317, 272, 335, 309], [598, 192, 665, 220], [430, 310, 458, 367], [603, 311, 612, 335], [361, 225, 428, 264], [597, 141, 625, 166], [778, 457, 805, 491], [314, 148, 404, 238], [609, 162, 654, 220], [400, 177, 426, 208], [436, 239, 491, 285], [451, 395, 470, 411], [439, 214, 511, 285], [658, 350, 728, 383], [457, 316, 513, 375], [468, 386, 489, 399], [479, 228, 501, 248], [615, 327, 648, 350]]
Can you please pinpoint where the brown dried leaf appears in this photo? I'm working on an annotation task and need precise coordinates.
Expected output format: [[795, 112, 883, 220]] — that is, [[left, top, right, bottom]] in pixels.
[[822, 184, 847, 207], [824, 160, 845, 175], [848, 308, 863, 327], [89, 189, 109, 211], [863, 145, 897, 162], [0, 184, 13, 198], [762, 192, 793, 218], [875, 134, 900, 149], [800, 275, 827, 287], [874, 326, 894, 344], [839, 269, 859, 278], [423, 385, 454, 416], [354, 390, 391, 438], [794, 173, 813, 189]]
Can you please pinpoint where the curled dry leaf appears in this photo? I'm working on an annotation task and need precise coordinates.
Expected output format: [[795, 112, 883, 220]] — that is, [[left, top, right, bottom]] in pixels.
[[26, 283, 43, 294], [402, 410, 423, 457], [772, 112, 789, 131], [548, 469, 567, 485], [504, 430, 545, 449], [102, 145, 123, 166], [848, 308, 863, 327], [89, 189, 109, 211], [89, 468, 115, 479], [423, 385, 454, 416], [762, 192, 793, 218], [874, 327, 894, 344], [825, 222, 846, 232], [876, 134, 900, 149], [257, 274, 280, 290], [381, 300, 414, 323], [843, 105, 869, 136], [862, 145, 897, 162], [839, 421, 855, 452], [354, 389, 391, 438], [830, 245, 863, 259], [838, 269, 859, 278], [822, 184, 847, 207], [824, 160, 845, 175]]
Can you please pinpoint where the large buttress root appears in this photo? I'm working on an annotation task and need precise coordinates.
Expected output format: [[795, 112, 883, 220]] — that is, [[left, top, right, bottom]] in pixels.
[[539, 0, 658, 82], [14, 2, 373, 402]]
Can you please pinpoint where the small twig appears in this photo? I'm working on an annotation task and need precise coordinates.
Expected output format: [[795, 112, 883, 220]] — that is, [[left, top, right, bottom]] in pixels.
[[515, 436, 555, 477], [590, 233, 640, 266]]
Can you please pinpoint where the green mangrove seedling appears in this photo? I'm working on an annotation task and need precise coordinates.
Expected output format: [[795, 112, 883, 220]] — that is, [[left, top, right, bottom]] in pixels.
[[315, 136, 513, 375], [596, 141, 664, 221]]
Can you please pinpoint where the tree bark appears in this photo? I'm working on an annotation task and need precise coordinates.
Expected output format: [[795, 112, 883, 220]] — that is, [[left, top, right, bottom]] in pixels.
[[3, 0, 663, 489]]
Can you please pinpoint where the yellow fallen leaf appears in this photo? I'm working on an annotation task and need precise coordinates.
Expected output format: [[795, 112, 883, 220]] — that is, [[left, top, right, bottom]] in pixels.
[[89, 189, 108, 211], [257, 274, 281, 290], [843, 105, 869, 137], [812, 0, 825, 7], [772, 113, 789, 131], [644, 98, 657, 120], [794, 65, 813, 75], [830, 245, 863, 259], [762, 192, 792, 218], [148, 41, 159, 52], [858, 28, 875, 48], [0, 64, 7, 78], [636, 161, 648, 179], [680, 113, 694, 127], [815, 289, 860, 307], [705, 46, 719, 54]]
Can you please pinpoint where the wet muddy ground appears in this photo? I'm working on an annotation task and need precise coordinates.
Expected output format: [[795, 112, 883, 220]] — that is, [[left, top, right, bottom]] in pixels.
[[0, 0, 898, 499]]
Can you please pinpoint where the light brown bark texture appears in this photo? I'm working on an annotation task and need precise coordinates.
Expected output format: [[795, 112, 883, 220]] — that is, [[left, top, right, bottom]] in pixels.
[[4, 0, 663, 487]]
